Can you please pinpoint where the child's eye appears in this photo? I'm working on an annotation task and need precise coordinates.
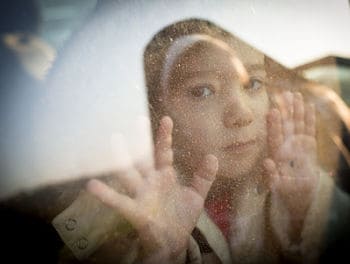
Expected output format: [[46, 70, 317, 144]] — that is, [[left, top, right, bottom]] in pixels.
[[189, 85, 215, 98], [246, 77, 264, 91]]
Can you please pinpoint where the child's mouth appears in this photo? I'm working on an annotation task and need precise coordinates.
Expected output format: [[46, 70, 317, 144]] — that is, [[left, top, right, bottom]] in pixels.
[[222, 139, 256, 154]]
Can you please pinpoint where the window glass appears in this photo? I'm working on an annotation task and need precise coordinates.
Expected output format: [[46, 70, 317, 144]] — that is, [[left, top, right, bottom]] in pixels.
[[1, 1, 350, 263]]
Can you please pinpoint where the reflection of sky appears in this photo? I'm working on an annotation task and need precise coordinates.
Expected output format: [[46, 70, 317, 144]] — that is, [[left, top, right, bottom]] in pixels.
[[2, 0, 350, 198], [40, 0, 350, 67], [225, 0, 350, 67]]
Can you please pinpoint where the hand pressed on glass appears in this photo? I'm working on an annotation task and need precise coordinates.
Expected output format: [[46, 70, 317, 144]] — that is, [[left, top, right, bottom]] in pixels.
[[265, 91, 319, 224], [86, 116, 218, 263]]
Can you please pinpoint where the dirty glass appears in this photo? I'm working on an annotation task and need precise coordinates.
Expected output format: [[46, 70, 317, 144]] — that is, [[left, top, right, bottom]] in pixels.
[[1, 0, 350, 263]]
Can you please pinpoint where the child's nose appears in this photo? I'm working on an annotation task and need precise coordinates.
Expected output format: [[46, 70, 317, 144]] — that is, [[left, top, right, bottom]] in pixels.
[[222, 92, 253, 128]]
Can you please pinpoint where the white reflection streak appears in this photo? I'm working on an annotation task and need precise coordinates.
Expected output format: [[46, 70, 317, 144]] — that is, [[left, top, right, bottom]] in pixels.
[[308, 84, 350, 165], [310, 84, 350, 131], [330, 132, 350, 166], [160, 34, 249, 90], [110, 133, 132, 170], [131, 115, 154, 166]]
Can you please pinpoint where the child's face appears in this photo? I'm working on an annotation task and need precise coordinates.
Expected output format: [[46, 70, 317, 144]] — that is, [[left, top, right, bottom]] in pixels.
[[161, 37, 269, 179]]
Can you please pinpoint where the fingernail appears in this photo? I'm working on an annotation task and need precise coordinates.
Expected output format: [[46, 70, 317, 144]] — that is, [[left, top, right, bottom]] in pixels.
[[206, 154, 218, 172], [161, 116, 173, 132], [86, 179, 100, 193]]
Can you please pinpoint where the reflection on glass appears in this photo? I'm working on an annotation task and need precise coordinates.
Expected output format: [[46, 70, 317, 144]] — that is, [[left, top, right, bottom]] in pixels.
[[1, 1, 350, 263]]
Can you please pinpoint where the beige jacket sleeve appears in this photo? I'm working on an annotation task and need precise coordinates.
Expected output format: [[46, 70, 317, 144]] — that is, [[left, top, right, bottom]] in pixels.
[[52, 189, 227, 263], [52, 190, 133, 260]]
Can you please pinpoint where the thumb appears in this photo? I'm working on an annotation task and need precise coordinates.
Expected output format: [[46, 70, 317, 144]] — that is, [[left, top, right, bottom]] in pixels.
[[190, 154, 218, 199]]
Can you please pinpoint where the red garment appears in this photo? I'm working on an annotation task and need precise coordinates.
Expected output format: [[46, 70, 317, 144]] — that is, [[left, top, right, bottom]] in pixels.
[[205, 195, 231, 241]]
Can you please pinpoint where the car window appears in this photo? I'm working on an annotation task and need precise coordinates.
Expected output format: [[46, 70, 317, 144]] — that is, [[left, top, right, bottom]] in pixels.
[[1, 1, 350, 263]]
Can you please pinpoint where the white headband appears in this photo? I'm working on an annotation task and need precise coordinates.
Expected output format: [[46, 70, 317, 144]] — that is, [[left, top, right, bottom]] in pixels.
[[159, 34, 249, 92]]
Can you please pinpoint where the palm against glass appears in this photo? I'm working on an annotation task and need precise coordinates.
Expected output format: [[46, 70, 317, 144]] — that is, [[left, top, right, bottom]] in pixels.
[[86, 116, 218, 262], [265, 91, 319, 220]]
